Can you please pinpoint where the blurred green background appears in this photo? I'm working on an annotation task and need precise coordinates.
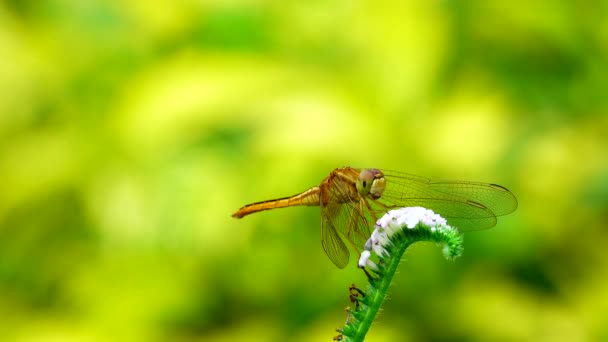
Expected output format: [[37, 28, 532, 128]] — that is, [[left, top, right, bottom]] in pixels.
[[1, 1, 607, 341]]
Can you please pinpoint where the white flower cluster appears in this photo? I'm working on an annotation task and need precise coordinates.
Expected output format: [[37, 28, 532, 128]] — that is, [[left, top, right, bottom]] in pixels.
[[358, 207, 453, 270]]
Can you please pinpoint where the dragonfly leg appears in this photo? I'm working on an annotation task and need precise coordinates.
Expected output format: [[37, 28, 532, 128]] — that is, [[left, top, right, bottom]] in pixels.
[[358, 236, 377, 281], [344, 206, 364, 255], [364, 198, 380, 223], [361, 266, 374, 281]]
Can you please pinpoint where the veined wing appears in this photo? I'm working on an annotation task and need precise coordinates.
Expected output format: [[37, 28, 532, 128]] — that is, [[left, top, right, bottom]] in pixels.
[[320, 201, 350, 268], [378, 170, 518, 231], [319, 174, 373, 268], [324, 174, 372, 248]]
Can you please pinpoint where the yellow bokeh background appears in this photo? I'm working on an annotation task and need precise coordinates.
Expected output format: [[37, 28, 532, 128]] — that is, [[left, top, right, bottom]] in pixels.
[[1, 1, 607, 341]]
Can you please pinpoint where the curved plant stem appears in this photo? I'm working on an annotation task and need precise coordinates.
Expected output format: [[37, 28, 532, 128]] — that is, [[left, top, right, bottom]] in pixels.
[[338, 221, 463, 342]]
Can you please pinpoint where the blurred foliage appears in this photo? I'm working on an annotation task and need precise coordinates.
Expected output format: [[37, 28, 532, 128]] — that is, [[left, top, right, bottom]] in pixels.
[[0, 1, 607, 341]]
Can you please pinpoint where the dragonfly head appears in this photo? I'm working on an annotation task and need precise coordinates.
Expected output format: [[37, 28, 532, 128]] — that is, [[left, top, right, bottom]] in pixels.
[[357, 168, 386, 200]]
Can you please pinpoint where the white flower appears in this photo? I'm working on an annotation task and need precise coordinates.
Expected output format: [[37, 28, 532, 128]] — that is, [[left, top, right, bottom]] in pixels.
[[358, 207, 455, 269], [358, 250, 371, 268], [379, 207, 449, 233]]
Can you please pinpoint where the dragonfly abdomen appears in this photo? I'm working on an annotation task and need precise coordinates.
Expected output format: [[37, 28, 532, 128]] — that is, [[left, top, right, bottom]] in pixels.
[[232, 187, 320, 218]]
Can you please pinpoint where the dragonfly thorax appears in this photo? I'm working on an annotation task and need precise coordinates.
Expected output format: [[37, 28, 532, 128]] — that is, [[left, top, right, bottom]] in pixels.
[[356, 168, 386, 200]]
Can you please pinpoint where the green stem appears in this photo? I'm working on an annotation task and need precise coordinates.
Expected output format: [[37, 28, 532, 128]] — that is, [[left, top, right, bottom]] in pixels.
[[339, 224, 463, 341]]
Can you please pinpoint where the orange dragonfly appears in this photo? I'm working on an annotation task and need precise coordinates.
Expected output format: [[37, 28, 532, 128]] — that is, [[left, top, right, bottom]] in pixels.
[[232, 167, 517, 268]]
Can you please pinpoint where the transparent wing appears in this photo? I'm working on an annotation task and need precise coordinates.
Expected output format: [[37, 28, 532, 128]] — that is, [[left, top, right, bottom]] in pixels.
[[324, 175, 372, 249], [319, 174, 375, 268], [320, 201, 350, 269], [377, 170, 518, 231]]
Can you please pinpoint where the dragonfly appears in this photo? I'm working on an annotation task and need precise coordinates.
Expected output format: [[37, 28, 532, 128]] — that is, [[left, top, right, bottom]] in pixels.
[[232, 167, 518, 268]]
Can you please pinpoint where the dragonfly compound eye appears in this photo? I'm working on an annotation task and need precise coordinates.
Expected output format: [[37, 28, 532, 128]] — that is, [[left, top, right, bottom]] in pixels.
[[358, 169, 385, 199], [369, 176, 386, 199], [357, 169, 376, 195]]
